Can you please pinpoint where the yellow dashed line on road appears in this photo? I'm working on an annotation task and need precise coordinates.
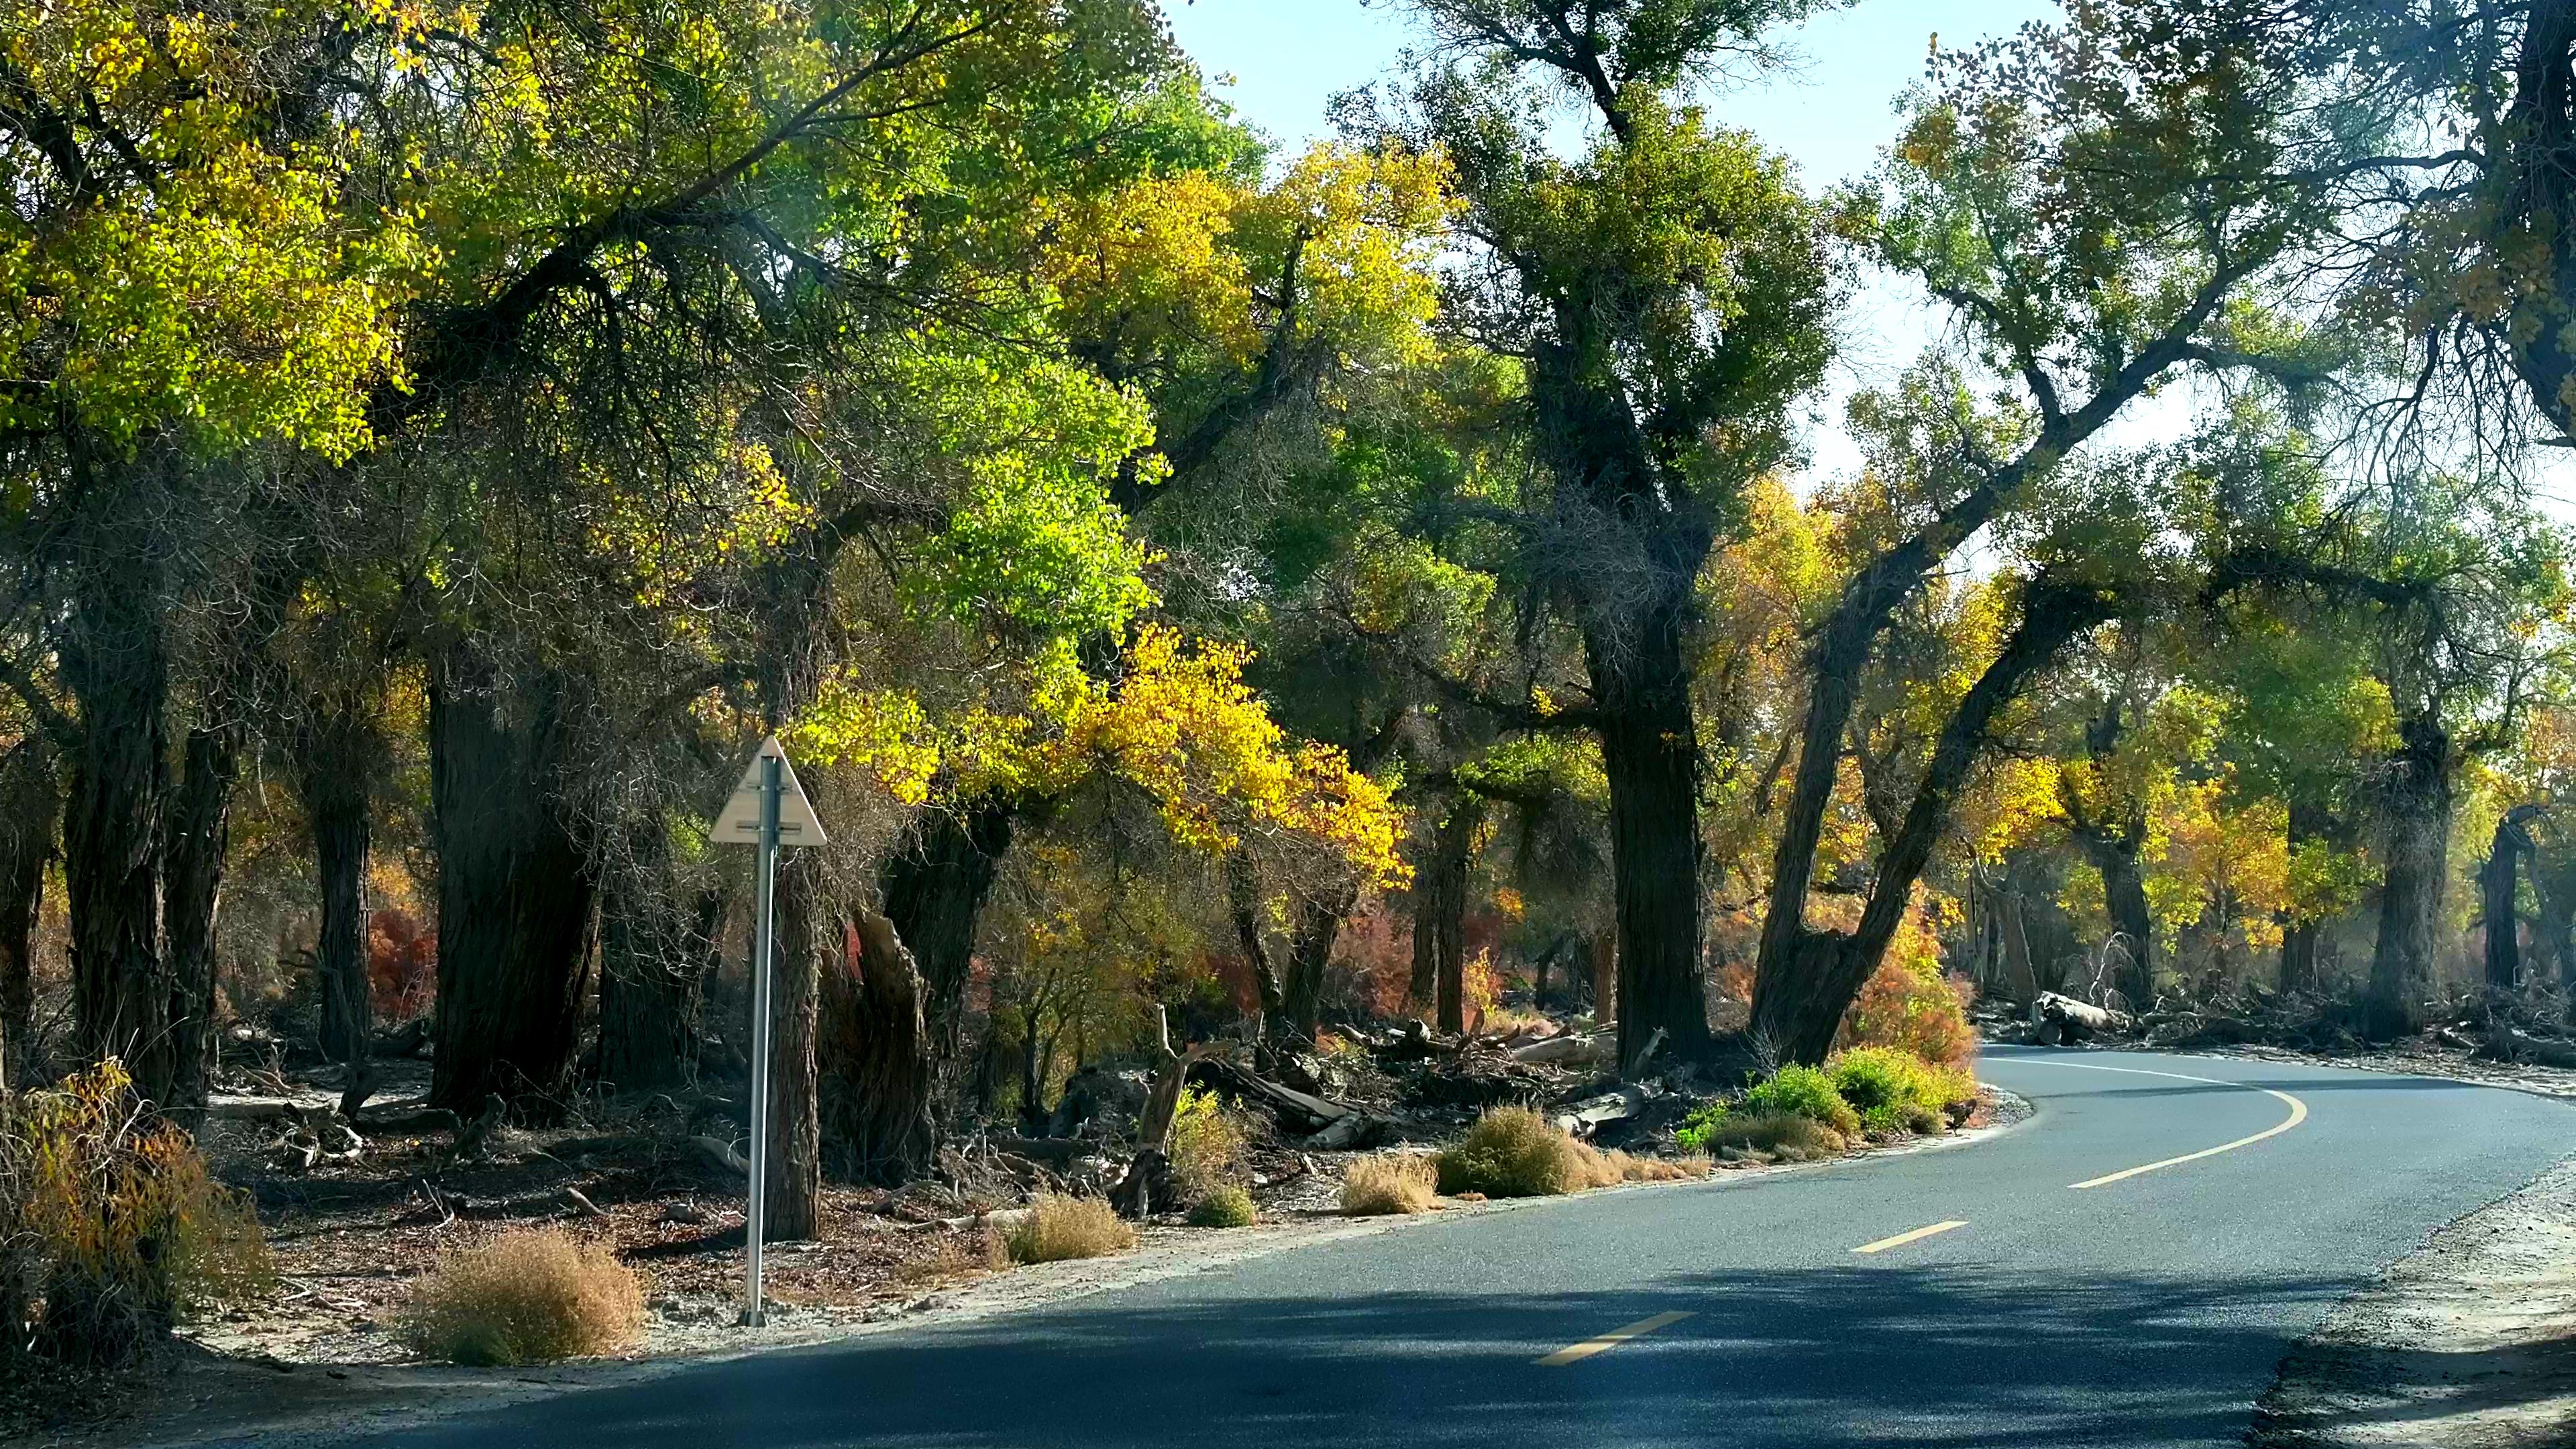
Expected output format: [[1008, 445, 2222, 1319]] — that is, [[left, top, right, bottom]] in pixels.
[[1853, 1220, 1969, 1254], [1534, 1310, 1696, 1366]]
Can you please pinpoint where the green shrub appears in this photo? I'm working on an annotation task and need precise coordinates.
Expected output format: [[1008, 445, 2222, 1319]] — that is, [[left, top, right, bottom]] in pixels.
[[1827, 1045, 1976, 1136], [1341, 1154, 1438, 1216], [1695, 1109, 1847, 1160], [398, 1228, 643, 1366], [1166, 1085, 1248, 1201], [1674, 1100, 1731, 1154], [1185, 1185, 1256, 1228], [1436, 1106, 1587, 1198], [1007, 1194, 1136, 1264], [1742, 1063, 1861, 1137], [3, 1059, 274, 1369]]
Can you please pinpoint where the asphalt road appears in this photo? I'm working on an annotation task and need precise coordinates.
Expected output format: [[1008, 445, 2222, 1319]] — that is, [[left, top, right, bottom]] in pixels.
[[326, 1048, 2575, 1449]]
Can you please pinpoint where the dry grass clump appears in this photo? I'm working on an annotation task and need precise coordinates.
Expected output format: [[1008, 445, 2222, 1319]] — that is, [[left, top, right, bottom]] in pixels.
[[1435, 1107, 1711, 1198], [896, 1227, 1010, 1285], [1436, 1106, 1585, 1197], [398, 1228, 644, 1366], [1006, 1194, 1136, 1264], [1340, 1153, 1440, 1216], [1185, 1184, 1256, 1228]]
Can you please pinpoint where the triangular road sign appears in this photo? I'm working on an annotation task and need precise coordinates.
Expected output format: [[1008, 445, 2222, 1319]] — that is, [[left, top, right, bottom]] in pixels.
[[713, 737, 828, 847]]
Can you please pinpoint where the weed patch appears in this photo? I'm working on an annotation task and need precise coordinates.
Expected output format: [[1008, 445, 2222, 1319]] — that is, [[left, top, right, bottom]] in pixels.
[[398, 1228, 643, 1366], [1341, 1155, 1439, 1216], [1185, 1185, 1256, 1228], [1006, 1194, 1136, 1264]]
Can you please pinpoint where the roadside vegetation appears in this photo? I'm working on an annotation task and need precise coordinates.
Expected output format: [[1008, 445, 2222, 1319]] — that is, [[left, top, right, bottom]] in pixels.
[[8, 0, 2576, 1429]]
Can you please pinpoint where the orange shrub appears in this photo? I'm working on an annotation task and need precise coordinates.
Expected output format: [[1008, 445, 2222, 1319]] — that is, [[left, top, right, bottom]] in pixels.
[[1835, 957, 1976, 1069]]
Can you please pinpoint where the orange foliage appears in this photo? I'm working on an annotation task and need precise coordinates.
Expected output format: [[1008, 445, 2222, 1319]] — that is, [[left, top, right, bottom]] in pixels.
[[367, 908, 436, 1021], [1835, 957, 1976, 1069]]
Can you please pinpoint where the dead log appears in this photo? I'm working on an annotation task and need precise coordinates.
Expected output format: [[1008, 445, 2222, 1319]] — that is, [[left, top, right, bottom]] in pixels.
[[370, 1018, 431, 1059], [2032, 991, 2131, 1043], [1511, 1030, 1615, 1067], [1112, 1005, 1215, 1218], [1305, 1112, 1390, 1150], [1554, 1084, 1650, 1139], [2477, 1026, 2576, 1069], [690, 1134, 751, 1175], [987, 1136, 1102, 1168], [1193, 1058, 1351, 1134]]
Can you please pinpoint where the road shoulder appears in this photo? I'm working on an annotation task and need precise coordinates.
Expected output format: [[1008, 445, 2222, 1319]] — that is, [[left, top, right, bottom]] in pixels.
[[2249, 1157, 2576, 1448]]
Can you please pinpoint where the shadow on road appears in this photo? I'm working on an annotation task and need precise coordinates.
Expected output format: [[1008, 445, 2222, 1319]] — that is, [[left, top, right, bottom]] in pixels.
[[349, 1264, 2369, 1449]]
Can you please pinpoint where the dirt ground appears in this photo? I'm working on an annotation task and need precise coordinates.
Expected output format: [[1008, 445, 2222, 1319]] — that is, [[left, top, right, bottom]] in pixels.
[[2249, 1159, 2576, 1448]]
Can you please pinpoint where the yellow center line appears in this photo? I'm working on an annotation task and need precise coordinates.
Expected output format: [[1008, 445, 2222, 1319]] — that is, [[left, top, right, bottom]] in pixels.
[[2004, 1058, 2311, 1189], [1534, 1310, 1696, 1366], [1853, 1219, 1969, 1254]]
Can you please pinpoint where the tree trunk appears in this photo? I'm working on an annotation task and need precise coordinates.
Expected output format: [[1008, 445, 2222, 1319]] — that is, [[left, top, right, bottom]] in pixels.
[[877, 798, 1016, 1063], [822, 910, 938, 1187], [1414, 793, 1478, 1036], [0, 741, 57, 1070], [761, 855, 824, 1238], [2366, 713, 2453, 1040], [2480, 807, 2539, 995], [596, 814, 724, 1094], [1284, 885, 1354, 1040], [1750, 580, 2110, 1064], [61, 566, 176, 1108], [1591, 933, 1615, 1018], [1592, 612, 1711, 1069], [160, 720, 241, 1128], [2279, 800, 2329, 993], [1227, 851, 1285, 1026], [427, 648, 596, 1116], [2075, 830, 2154, 1010], [297, 707, 377, 1085]]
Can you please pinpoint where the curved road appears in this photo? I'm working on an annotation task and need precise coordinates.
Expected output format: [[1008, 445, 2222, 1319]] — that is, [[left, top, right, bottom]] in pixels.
[[332, 1049, 2573, 1448]]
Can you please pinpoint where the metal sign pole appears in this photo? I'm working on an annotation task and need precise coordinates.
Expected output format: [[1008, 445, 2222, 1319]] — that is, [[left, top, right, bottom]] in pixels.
[[741, 754, 782, 1328]]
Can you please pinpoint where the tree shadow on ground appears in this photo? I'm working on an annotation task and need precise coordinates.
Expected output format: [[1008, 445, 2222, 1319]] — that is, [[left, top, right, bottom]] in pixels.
[[345, 1263, 2374, 1449]]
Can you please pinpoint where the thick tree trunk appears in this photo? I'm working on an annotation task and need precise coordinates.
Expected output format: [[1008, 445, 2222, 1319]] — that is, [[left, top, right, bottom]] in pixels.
[[160, 720, 241, 1127], [1592, 610, 1711, 1069], [0, 742, 56, 1069], [596, 812, 723, 1093], [2480, 806, 2539, 995], [2366, 714, 2453, 1040], [760, 856, 824, 1238], [297, 707, 377, 1084], [877, 798, 1016, 1063], [61, 569, 177, 1107], [1285, 884, 1353, 1040], [427, 649, 596, 1115], [1414, 794, 1479, 1036], [2074, 830, 2154, 1009], [1750, 581, 2110, 1064], [1227, 851, 1285, 1026], [822, 910, 938, 1187]]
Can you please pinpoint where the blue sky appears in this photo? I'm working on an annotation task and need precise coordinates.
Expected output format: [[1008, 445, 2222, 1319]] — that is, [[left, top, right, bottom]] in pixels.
[[1159, 1, 2068, 482]]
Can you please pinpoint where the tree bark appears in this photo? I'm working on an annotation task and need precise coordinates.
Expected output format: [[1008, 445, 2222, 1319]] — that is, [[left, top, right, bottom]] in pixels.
[[427, 647, 596, 1116], [761, 855, 824, 1238], [877, 798, 1016, 1063], [160, 718, 241, 1128], [295, 704, 378, 1087], [1283, 883, 1353, 1040], [596, 815, 724, 1094], [1749, 580, 2112, 1064], [2073, 828, 2154, 1009], [61, 563, 177, 1108], [822, 910, 937, 1187], [0, 741, 56, 1069], [2481, 806, 2540, 994], [2365, 712, 2453, 1040], [1413, 793, 1478, 1036], [1592, 610, 1711, 1069]]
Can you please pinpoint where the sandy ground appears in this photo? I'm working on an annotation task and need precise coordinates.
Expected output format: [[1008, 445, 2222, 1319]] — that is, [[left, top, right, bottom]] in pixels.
[[2249, 1159, 2576, 1448]]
